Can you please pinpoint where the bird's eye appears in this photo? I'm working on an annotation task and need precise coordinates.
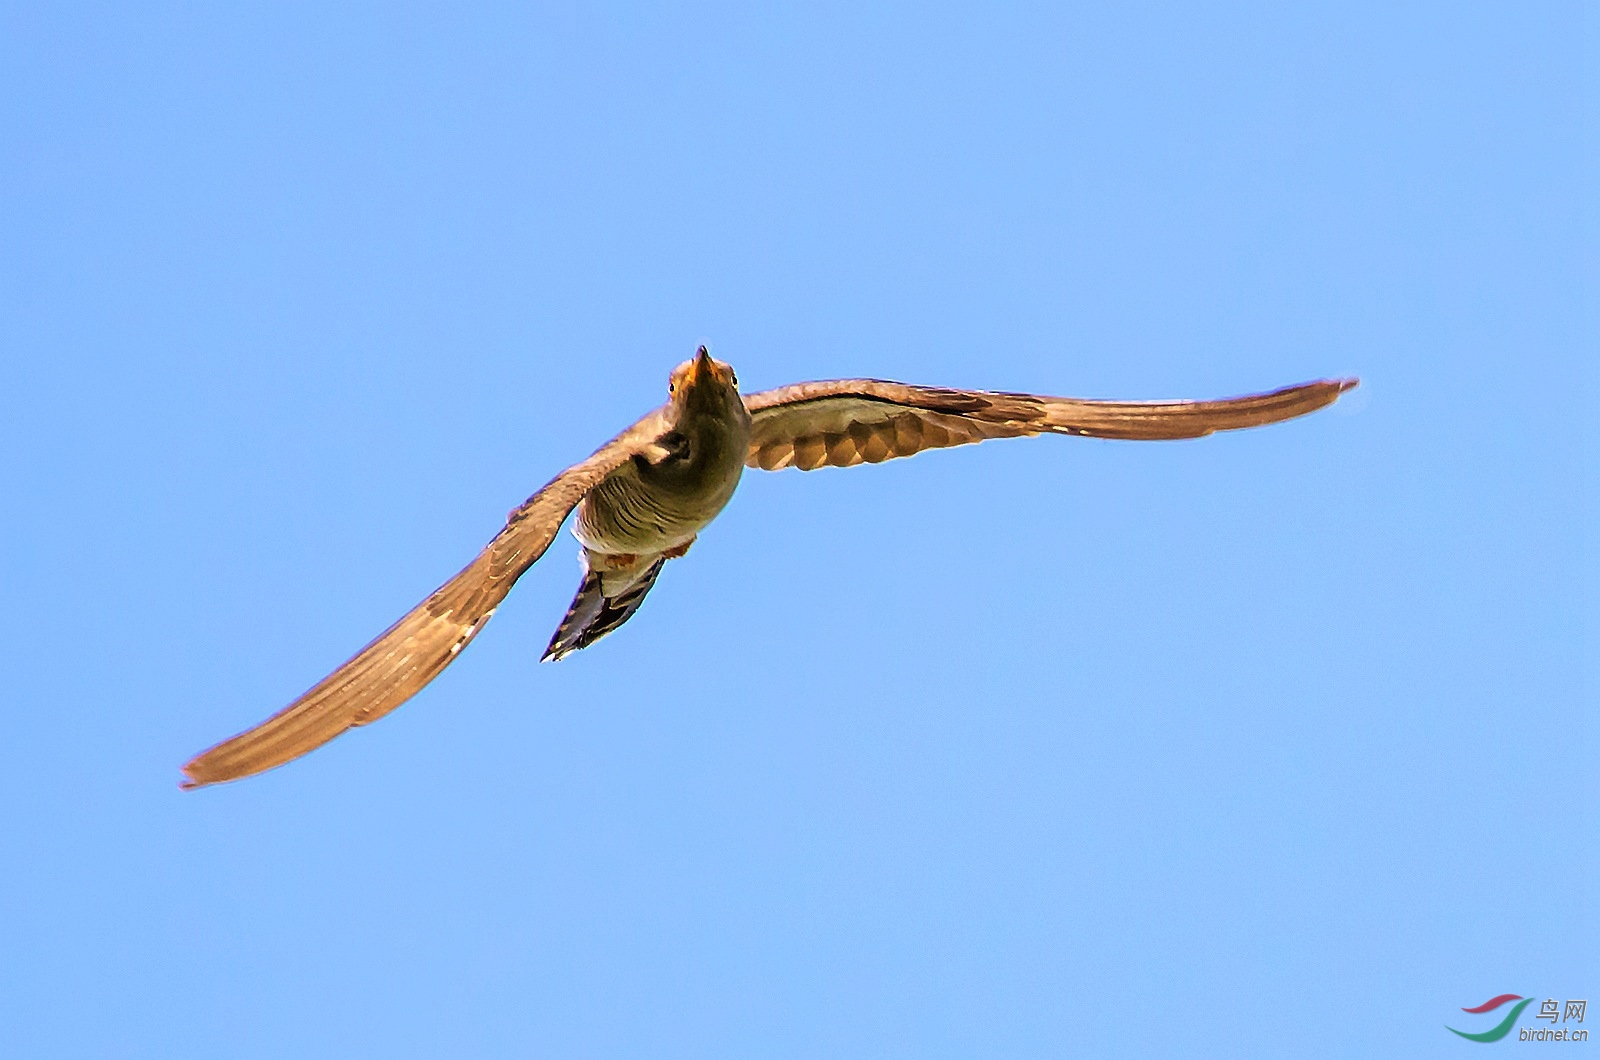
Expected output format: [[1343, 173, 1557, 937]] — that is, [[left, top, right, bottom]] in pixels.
[[730, 372, 737, 386], [668, 382, 676, 394]]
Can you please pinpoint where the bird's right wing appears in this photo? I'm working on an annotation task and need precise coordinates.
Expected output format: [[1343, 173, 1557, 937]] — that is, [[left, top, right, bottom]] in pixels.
[[180, 408, 671, 789]]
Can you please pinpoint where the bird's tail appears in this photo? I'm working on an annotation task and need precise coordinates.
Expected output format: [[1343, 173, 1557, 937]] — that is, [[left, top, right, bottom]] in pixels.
[[542, 552, 666, 662]]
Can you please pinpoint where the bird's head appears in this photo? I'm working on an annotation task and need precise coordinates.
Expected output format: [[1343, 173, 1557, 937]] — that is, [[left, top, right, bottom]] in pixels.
[[668, 345, 741, 415]]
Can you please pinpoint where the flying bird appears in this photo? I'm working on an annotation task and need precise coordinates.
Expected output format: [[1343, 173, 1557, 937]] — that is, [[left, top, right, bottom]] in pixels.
[[181, 348, 1356, 788]]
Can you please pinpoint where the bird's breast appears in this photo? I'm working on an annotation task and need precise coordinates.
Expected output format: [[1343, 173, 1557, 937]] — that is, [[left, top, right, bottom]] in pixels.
[[574, 421, 747, 555]]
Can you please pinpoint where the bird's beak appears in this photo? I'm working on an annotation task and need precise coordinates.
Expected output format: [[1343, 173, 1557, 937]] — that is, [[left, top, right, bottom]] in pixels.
[[689, 345, 713, 384]]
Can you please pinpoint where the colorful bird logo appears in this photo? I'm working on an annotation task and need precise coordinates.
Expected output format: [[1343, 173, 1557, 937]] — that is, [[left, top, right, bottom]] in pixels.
[[1448, 994, 1533, 1042]]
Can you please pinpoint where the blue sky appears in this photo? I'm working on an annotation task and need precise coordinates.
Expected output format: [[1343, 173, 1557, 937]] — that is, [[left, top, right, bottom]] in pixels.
[[2, 2, 1593, 1056]]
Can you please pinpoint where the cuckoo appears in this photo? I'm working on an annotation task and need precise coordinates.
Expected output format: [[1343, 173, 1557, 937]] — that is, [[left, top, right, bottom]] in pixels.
[[181, 347, 1356, 787]]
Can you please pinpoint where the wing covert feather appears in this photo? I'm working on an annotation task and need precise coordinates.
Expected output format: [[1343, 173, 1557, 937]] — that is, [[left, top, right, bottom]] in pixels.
[[742, 378, 1356, 471], [180, 410, 670, 788]]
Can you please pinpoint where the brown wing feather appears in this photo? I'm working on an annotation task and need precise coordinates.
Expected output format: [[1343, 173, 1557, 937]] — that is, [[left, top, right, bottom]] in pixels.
[[742, 378, 1357, 471], [180, 410, 670, 789]]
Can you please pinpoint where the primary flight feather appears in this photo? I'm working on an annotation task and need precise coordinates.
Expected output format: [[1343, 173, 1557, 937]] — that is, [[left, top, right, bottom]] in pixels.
[[181, 348, 1356, 788]]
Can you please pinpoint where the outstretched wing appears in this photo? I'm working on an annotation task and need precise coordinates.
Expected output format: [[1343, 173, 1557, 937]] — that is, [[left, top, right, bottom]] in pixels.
[[180, 410, 671, 789], [742, 378, 1357, 471]]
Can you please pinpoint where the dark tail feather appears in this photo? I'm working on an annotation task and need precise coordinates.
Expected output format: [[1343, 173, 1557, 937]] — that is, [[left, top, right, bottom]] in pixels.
[[541, 558, 666, 662]]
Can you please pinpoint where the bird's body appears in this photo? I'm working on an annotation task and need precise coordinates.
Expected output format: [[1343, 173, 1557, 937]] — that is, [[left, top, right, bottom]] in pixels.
[[551, 355, 751, 660], [180, 348, 1356, 788], [574, 360, 751, 555]]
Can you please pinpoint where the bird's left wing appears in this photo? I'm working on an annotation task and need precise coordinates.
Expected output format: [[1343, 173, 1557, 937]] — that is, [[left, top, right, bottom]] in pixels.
[[180, 409, 671, 789], [742, 377, 1356, 471]]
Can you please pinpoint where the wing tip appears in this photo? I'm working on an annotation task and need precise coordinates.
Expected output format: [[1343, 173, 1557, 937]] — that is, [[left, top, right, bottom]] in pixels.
[[178, 754, 222, 790]]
